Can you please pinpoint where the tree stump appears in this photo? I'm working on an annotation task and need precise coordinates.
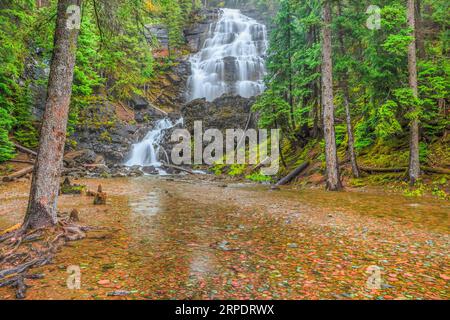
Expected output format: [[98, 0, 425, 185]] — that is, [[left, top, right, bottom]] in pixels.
[[59, 177, 86, 195], [93, 185, 106, 205], [69, 209, 80, 222]]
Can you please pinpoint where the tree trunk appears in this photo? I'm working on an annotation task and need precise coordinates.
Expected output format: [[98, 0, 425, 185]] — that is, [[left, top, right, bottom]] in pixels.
[[275, 161, 310, 186], [23, 0, 82, 230], [415, 0, 425, 59], [407, 0, 420, 185], [321, 0, 342, 191], [286, 3, 294, 128], [337, 1, 360, 178], [342, 92, 360, 177]]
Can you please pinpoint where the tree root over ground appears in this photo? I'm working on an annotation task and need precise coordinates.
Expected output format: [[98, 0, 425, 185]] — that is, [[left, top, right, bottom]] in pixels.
[[0, 215, 91, 299]]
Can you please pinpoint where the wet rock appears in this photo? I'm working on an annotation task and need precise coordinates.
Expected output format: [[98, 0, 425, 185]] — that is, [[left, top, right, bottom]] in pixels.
[[217, 240, 231, 251], [129, 94, 149, 110], [184, 9, 220, 52], [64, 149, 97, 167], [222, 56, 239, 83], [182, 94, 256, 134], [107, 290, 131, 297], [142, 166, 158, 175]]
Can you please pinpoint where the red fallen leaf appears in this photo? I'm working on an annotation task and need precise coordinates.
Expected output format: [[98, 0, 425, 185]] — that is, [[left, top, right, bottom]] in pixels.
[[404, 273, 413, 277], [440, 274, 449, 280], [98, 279, 110, 285], [388, 277, 398, 282]]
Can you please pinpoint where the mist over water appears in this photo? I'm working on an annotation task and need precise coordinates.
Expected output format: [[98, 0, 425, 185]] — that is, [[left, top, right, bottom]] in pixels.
[[187, 8, 268, 102]]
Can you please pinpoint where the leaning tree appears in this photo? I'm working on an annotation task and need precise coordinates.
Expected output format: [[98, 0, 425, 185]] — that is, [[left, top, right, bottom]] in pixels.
[[23, 0, 82, 230]]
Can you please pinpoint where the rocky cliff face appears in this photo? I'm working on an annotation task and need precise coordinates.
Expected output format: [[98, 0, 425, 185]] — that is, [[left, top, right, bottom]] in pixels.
[[71, 7, 266, 171], [184, 9, 220, 52], [65, 9, 221, 169], [71, 99, 137, 165]]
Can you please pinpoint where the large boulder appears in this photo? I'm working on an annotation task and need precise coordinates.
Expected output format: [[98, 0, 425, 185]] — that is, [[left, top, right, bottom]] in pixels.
[[129, 94, 149, 110], [181, 94, 256, 134]]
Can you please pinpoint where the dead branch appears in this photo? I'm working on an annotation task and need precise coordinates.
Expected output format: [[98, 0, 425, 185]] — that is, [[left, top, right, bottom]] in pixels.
[[421, 166, 450, 175], [251, 157, 271, 173], [8, 159, 35, 165], [2, 166, 34, 182], [13, 143, 37, 157], [161, 161, 195, 175]]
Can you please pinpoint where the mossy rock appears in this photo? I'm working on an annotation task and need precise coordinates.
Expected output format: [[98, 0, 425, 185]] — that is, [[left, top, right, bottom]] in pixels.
[[60, 178, 86, 195]]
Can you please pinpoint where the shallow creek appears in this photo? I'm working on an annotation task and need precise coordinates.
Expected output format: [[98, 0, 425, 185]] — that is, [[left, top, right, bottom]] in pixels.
[[0, 176, 448, 299]]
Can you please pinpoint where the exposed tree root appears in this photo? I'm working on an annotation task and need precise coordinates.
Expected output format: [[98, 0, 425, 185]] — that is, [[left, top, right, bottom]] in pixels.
[[0, 215, 89, 299]]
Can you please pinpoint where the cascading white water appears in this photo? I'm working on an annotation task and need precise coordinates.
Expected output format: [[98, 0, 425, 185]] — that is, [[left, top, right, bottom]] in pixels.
[[187, 8, 268, 102], [125, 118, 183, 171]]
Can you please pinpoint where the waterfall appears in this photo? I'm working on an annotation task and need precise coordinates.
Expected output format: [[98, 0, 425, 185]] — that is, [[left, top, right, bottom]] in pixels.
[[125, 118, 183, 171], [187, 8, 268, 102]]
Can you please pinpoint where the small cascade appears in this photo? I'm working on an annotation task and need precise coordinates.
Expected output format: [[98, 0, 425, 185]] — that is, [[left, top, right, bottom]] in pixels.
[[187, 8, 268, 102], [125, 118, 183, 173]]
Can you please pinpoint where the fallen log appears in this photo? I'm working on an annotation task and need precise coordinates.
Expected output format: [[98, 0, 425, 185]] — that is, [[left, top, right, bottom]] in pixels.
[[149, 104, 168, 116], [2, 166, 34, 182], [421, 166, 450, 175], [161, 162, 195, 175], [13, 143, 37, 157], [275, 161, 310, 186], [8, 159, 35, 165], [360, 166, 450, 175], [251, 157, 271, 173], [359, 166, 406, 173]]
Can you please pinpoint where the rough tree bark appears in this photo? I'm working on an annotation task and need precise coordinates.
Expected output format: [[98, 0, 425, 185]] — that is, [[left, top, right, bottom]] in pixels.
[[415, 0, 425, 59], [337, 1, 360, 178], [23, 0, 82, 230], [321, 0, 342, 191], [286, 2, 295, 128], [407, 0, 421, 185]]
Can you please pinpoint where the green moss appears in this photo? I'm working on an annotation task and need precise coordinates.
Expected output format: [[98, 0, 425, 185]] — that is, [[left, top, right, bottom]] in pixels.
[[99, 130, 112, 143], [245, 172, 273, 182], [60, 184, 86, 195], [228, 164, 246, 176], [348, 178, 366, 187]]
